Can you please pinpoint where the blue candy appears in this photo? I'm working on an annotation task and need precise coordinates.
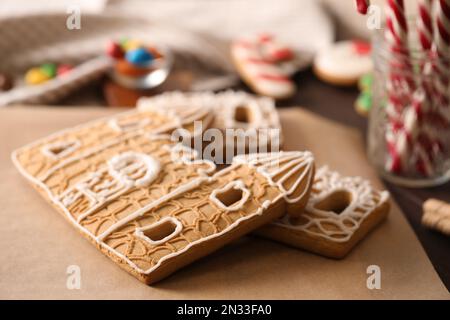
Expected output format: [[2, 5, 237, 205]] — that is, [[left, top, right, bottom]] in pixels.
[[125, 48, 154, 67]]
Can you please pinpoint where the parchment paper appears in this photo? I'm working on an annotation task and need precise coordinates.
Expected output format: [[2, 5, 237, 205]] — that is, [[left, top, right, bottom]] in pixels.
[[0, 106, 448, 299]]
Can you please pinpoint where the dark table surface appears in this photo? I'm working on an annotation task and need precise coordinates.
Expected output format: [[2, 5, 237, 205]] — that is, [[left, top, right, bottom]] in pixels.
[[281, 69, 450, 292]]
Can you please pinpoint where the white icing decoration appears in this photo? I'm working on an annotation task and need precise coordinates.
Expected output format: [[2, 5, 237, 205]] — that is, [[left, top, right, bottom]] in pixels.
[[41, 140, 81, 160], [107, 152, 161, 188], [108, 118, 151, 133], [96, 177, 209, 241], [218, 90, 279, 131], [13, 147, 307, 276], [274, 166, 390, 243], [31, 99, 213, 181], [134, 217, 183, 246], [56, 167, 130, 223], [163, 143, 217, 175], [210, 180, 251, 211], [138, 91, 282, 147], [38, 131, 142, 182], [232, 151, 315, 203], [11, 94, 313, 279], [137, 91, 215, 138]]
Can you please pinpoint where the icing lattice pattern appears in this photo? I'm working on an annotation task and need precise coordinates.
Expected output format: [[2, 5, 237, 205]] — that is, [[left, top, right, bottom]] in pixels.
[[137, 91, 282, 144], [275, 167, 390, 243], [12, 103, 315, 280]]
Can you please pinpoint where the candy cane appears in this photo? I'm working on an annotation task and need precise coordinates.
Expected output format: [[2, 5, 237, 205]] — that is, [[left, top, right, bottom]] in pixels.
[[430, 0, 450, 167], [410, 0, 438, 177], [353, 0, 446, 176], [433, 0, 450, 108], [416, 0, 435, 104], [418, 0, 435, 51], [387, 89, 443, 176], [356, 0, 371, 15], [384, 0, 414, 173], [385, 0, 412, 86]]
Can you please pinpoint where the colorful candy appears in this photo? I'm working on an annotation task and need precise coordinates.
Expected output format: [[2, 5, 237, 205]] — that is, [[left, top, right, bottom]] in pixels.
[[40, 63, 57, 78], [106, 41, 125, 59], [25, 62, 74, 85], [125, 48, 154, 67], [25, 68, 51, 85], [122, 39, 142, 52], [57, 64, 73, 77], [107, 38, 165, 82]]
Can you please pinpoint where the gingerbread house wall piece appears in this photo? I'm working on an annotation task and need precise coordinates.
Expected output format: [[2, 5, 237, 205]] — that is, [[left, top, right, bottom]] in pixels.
[[137, 91, 283, 152], [256, 166, 390, 259], [12, 107, 315, 284]]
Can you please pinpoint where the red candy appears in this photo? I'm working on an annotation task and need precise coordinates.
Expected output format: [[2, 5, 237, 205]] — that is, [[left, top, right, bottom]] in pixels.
[[57, 64, 73, 77], [106, 41, 125, 59]]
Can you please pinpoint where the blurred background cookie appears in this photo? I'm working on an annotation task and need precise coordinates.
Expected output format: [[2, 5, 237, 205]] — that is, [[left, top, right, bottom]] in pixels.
[[313, 40, 373, 87]]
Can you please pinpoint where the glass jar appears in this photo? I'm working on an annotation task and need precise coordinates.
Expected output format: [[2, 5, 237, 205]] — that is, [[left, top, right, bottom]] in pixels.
[[368, 29, 450, 188], [110, 45, 173, 90]]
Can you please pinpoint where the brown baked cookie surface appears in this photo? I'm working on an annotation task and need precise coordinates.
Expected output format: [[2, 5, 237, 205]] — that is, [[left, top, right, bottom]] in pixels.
[[12, 104, 315, 284], [256, 166, 390, 259]]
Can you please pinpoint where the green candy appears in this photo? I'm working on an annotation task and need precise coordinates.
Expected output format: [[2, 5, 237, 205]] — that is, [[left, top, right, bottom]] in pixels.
[[120, 37, 130, 50], [40, 63, 57, 78], [358, 73, 373, 92], [356, 92, 372, 114]]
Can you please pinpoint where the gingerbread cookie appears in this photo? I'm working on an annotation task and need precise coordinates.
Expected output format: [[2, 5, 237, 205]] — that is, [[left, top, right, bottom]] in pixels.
[[138, 91, 283, 162], [12, 104, 315, 284], [256, 167, 390, 259], [231, 34, 297, 99], [422, 199, 450, 236], [314, 41, 373, 87]]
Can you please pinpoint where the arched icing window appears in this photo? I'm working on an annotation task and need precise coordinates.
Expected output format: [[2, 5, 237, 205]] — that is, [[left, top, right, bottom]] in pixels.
[[41, 140, 81, 160], [134, 217, 183, 246], [108, 118, 151, 133], [210, 180, 251, 212]]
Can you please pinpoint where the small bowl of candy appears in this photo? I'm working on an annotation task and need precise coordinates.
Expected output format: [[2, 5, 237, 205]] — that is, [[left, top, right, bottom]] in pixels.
[[106, 38, 173, 90]]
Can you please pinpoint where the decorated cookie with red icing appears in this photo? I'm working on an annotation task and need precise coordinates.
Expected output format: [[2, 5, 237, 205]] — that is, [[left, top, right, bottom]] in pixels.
[[314, 40, 373, 86], [231, 34, 297, 100]]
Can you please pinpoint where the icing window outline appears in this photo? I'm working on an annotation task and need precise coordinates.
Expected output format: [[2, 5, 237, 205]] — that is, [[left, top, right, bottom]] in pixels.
[[134, 217, 183, 246], [108, 118, 151, 133], [41, 140, 81, 160], [210, 180, 251, 212]]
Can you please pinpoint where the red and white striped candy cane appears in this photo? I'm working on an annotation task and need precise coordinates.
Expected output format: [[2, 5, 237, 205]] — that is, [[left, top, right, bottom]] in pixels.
[[416, 0, 435, 105], [434, 0, 450, 108], [355, 0, 371, 15], [418, 0, 435, 51], [387, 89, 443, 176], [411, 0, 438, 177], [385, 0, 412, 88], [385, 0, 413, 173]]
